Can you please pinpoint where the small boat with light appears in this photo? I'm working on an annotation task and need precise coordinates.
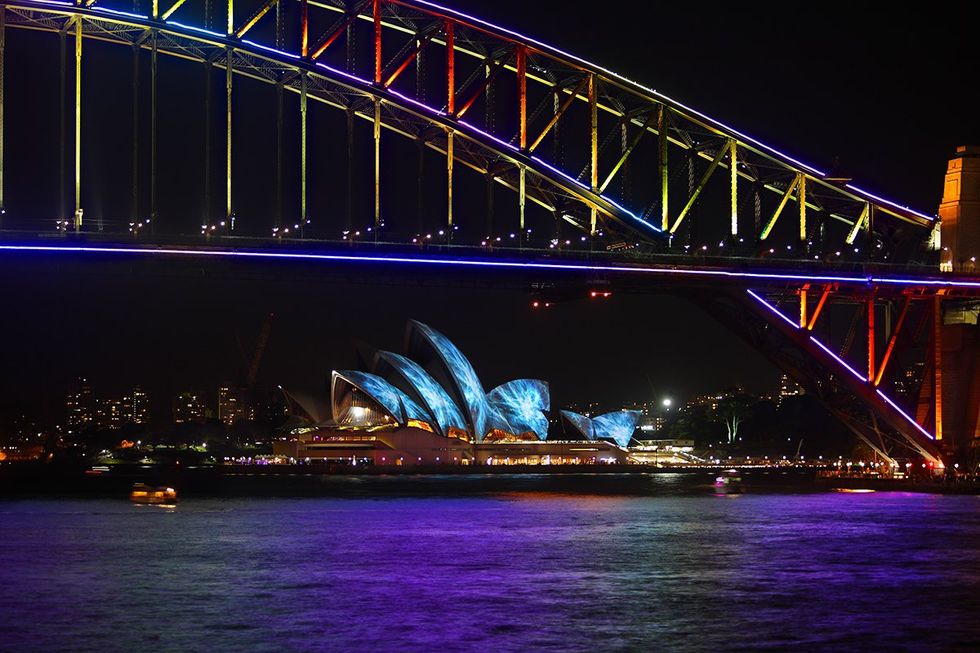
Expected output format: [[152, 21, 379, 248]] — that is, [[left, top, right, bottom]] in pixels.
[[130, 483, 178, 504], [713, 469, 744, 494]]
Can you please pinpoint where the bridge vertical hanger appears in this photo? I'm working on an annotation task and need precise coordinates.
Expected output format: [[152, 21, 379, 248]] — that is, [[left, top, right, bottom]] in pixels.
[[60, 26, 66, 224], [131, 42, 139, 226], [74, 15, 81, 230], [300, 73, 308, 237], [517, 45, 526, 151], [0, 6, 5, 222], [346, 108, 353, 231], [373, 0, 381, 85], [867, 294, 875, 382], [517, 44, 527, 244], [588, 73, 597, 235], [446, 129, 453, 239], [203, 58, 211, 227], [300, 0, 308, 58], [729, 139, 737, 237], [658, 105, 668, 231], [445, 20, 454, 115], [798, 173, 806, 244], [374, 99, 381, 237], [519, 166, 526, 243], [799, 286, 808, 328], [225, 0, 233, 228], [150, 4, 158, 230], [275, 82, 282, 230]]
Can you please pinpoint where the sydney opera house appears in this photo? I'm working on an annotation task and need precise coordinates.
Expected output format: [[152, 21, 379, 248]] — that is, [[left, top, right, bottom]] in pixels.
[[275, 320, 642, 466]]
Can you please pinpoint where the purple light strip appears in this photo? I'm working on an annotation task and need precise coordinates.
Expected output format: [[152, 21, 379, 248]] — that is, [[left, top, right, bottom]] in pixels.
[[746, 290, 870, 383], [809, 336, 868, 383], [740, 289, 937, 444], [458, 120, 518, 152], [92, 6, 146, 19], [876, 389, 935, 440], [746, 289, 800, 330], [314, 61, 372, 86], [530, 155, 589, 191], [242, 39, 300, 60], [168, 20, 225, 38], [387, 89, 446, 116], [0, 243, 976, 288]]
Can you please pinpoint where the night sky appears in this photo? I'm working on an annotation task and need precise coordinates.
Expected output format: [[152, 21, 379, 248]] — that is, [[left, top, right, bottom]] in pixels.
[[1, 0, 977, 426]]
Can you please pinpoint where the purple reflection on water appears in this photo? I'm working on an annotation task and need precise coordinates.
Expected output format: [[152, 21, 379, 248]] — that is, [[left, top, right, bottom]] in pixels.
[[0, 485, 978, 651]]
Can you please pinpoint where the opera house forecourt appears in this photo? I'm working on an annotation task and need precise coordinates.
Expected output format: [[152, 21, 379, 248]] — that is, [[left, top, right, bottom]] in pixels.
[[275, 320, 642, 466]]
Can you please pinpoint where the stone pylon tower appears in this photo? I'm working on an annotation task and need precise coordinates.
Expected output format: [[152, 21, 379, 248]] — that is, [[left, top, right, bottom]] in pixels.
[[939, 145, 980, 273], [936, 146, 980, 465]]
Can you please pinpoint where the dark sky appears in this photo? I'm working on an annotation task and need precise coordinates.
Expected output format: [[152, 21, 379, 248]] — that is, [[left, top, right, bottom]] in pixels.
[[1, 0, 977, 426]]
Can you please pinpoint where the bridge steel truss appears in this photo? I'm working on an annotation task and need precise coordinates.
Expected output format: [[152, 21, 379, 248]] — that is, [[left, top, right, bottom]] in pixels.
[[696, 282, 966, 467], [0, 0, 939, 259], [0, 0, 975, 466]]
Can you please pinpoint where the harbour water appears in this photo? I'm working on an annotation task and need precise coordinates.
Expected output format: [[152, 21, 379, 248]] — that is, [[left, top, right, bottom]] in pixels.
[[1, 478, 978, 651]]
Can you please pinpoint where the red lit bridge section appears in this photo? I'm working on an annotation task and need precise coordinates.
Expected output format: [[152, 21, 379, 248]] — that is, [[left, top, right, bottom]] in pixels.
[[0, 0, 977, 466]]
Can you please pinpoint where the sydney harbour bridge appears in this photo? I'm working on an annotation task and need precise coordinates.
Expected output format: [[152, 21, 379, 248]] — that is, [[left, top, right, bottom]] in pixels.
[[0, 0, 977, 468]]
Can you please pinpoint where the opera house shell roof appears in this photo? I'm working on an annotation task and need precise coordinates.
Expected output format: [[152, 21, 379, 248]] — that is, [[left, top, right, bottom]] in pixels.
[[559, 409, 642, 448], [331, 321, 551, 442]]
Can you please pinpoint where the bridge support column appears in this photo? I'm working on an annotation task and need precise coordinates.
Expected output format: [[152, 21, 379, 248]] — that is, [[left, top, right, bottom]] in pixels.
[[275, 82, 282, 231], [658, 106, 668, 232]]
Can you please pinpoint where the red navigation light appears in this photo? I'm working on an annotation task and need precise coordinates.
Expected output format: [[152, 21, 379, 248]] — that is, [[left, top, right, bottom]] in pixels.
[[589, 290, 612, 299], [532, 300, 540, 308]]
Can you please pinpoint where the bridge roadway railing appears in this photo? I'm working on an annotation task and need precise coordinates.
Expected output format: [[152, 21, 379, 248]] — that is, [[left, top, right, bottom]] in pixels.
[[0, 227, 959, 276]]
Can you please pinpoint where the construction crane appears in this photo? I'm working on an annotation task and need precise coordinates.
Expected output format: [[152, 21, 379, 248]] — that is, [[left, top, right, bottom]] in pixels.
[[247, 313, 275, 390]]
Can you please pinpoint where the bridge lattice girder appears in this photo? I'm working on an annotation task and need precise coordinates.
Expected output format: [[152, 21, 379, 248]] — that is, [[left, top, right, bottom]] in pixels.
[[0, 0, 938, 260]]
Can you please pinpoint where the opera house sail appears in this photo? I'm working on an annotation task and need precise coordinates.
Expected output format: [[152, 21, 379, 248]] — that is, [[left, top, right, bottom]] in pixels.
[[559, 409, 642, 448], [277, 320, 637, 465]]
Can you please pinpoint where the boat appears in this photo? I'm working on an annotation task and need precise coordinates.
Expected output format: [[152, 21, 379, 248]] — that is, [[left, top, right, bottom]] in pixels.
[[713, 469, 744, 494], [130, 483, 178, 504]]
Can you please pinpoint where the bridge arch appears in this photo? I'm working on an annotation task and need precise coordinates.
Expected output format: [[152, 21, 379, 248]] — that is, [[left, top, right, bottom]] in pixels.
[[0, 0, 935, 257]]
